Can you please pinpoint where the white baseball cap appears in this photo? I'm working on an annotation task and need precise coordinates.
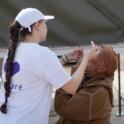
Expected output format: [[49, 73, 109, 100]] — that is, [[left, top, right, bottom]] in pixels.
[[15, 8, 54, 32]]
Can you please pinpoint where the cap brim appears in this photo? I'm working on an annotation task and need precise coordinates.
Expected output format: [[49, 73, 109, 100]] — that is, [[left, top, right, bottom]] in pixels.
[[44, 15, 54, 20]]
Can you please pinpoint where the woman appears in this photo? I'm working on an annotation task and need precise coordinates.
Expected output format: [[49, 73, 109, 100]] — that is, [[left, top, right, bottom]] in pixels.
[[0, 8, 99, 124]]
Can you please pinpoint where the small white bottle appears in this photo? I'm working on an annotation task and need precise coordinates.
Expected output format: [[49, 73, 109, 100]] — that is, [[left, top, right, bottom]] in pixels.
[[91, 41, 95, 47]]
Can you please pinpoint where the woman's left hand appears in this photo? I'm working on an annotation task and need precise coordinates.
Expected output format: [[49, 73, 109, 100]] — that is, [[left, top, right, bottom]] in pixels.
[[66, 48, 83, 61]]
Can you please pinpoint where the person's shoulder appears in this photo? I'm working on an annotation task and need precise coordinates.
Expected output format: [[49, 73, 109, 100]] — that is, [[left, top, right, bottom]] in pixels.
[[34, 45, 56, 59], [40, 46, 51, 52], [78, 86, 103, 95], [37, 45, 56, 55], [28, 43, 47, 52], [80, 86, 110, 99]]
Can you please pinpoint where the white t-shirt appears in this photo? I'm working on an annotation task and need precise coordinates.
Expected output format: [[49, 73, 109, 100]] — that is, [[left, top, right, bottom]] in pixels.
[[0, 43, 72, 124]]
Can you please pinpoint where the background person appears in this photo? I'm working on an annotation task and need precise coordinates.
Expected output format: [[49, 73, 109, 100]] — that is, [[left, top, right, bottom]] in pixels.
[[55, 45, 118, 124]]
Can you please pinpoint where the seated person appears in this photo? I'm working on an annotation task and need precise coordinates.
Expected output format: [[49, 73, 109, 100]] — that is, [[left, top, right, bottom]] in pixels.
[[54, 45, 118, 124]]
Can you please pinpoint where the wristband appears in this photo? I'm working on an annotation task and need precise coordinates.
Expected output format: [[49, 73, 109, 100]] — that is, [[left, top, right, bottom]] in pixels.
[[61, 57, 66, 64], [65, 54, 69, 62]]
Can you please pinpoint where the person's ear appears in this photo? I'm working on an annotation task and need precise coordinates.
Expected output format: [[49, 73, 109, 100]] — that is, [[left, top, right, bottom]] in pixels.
[[33, 22, 41, 30], [97, 66, 107, 73]]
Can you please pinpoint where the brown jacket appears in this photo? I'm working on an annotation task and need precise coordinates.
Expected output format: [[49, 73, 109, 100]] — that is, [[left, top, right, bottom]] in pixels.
[[54, 76, 114, 124]]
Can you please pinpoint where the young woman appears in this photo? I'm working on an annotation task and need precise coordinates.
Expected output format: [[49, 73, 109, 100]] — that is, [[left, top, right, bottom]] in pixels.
[[0, 8, 99, 124]]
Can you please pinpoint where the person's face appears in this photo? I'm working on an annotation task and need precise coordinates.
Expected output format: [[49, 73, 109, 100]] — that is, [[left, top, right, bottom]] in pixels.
[[85, 57, 104, 77], [38, 20, 48, 42], [33, 20, 47, 42], [71, 47, 107, 77], [85, 48, 106, 77]]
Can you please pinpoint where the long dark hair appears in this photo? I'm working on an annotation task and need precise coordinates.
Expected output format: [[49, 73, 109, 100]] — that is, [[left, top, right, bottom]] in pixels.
[[0, 21, 34, 114]]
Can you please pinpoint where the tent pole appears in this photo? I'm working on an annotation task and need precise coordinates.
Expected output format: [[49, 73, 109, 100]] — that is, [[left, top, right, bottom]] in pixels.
[[116, 54, 124, 116]]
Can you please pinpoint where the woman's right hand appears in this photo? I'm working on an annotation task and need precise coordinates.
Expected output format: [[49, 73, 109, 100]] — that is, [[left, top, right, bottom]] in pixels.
[[84, 46, 100, 61]]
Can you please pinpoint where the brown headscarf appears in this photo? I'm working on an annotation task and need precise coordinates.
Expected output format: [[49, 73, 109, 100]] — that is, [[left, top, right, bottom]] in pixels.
[[100, 45, 118, 76]]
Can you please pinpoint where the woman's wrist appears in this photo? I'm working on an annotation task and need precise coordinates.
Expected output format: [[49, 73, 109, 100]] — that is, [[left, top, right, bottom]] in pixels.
[[59, 55, 68, 66], [61, 55, 68, 63], [65, 54, 71, 62], [83, 55, 89, 62], [65, 54, 69, 62]]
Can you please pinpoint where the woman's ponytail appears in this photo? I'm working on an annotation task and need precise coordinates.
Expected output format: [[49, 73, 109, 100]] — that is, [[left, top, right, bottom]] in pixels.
[[0, 21, 21, 114]]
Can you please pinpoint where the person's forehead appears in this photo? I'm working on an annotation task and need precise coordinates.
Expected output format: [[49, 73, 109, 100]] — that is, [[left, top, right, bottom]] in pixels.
[[77, 46, 103, 64], [89, 57, 103, 63]]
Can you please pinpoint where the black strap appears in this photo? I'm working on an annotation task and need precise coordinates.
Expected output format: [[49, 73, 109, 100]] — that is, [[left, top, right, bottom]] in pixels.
[[61, 57, 66, 64], [65, 54, 69, 62]]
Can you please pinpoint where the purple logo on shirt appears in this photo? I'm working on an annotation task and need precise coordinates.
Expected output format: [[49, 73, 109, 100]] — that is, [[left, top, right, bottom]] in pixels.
[[4, 62, 20, 77]]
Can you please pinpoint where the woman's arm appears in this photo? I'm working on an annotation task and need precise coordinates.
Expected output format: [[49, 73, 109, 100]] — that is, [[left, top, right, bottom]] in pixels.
[[61, 46, 99, 94], [59, 49, 83, 66], [61, 56, 88, 94]]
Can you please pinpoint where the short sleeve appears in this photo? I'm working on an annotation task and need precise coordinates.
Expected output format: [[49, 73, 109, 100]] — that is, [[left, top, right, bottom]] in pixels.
[[32, 47, 72, 89]]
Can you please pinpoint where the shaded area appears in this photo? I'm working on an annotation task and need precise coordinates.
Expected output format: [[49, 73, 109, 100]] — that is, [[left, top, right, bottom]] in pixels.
[[0, 0, 124, 47]]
